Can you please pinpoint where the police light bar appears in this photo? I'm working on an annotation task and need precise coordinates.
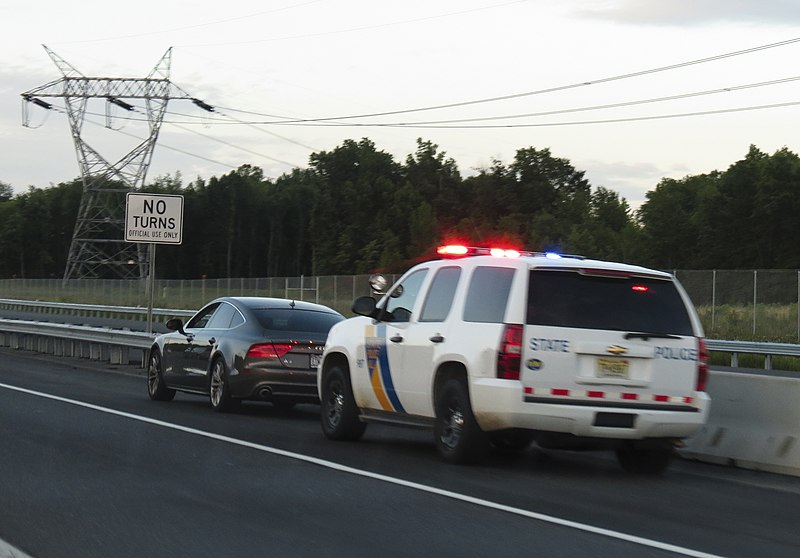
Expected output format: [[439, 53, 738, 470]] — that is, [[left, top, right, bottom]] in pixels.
[[436, 245, 532, 258], [437, 245, 470, 257], [490, 248, 521, 258]]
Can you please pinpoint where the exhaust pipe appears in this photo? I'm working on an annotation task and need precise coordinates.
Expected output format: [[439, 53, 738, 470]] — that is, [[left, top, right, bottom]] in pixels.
[[257, 387, 272, 399]]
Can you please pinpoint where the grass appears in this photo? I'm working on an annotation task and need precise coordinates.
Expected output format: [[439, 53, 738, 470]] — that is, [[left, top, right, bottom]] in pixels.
[[697, 303, 800, 344]]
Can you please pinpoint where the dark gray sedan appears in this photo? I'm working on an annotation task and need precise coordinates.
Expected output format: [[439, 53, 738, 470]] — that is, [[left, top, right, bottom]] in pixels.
[[147, 297, 344, 412]]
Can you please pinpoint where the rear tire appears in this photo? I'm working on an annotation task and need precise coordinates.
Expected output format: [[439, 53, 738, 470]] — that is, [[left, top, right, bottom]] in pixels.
[[320, 365, 366, 441], [434, 379, 488, 464], [147, 349, 175, 402], [209, 358, 240, 413], [616, 441, 673, 474]]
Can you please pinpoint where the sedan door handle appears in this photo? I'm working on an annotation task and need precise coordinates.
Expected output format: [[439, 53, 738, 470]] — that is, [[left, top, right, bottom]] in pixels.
[[208, 337, 216, 345], [390, 335, 403, 343], [429, 334, 444, 343]]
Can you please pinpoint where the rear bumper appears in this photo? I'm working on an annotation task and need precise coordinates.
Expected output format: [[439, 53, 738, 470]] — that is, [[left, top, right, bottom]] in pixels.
[[470, 378, 709, 439], [228, 368, 319, 401]]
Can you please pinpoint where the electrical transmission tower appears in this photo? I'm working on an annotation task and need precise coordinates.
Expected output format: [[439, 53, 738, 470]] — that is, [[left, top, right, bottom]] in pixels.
[[21, 45, 212, 280]]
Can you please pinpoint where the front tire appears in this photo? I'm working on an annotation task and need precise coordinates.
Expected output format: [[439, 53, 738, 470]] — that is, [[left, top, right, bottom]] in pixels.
[[434, 379, 488, 464], [147, 349, 175, 402], [209, 358, 240, 413], [320, 365, 366, 441]]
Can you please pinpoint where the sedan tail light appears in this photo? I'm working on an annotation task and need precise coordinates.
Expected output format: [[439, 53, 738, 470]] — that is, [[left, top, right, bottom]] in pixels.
[[243, 343, 294, 373]]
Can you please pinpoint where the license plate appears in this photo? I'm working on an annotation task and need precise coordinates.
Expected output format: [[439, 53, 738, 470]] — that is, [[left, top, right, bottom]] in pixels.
[[310, 354, 322, 369], [597, 358, 629, 379]]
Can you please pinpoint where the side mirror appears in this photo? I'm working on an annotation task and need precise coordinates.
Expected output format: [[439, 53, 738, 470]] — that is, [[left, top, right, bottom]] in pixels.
[[166, 318, 186, 335], [352, 296, 378, 318], [368, 273, 389, 295]]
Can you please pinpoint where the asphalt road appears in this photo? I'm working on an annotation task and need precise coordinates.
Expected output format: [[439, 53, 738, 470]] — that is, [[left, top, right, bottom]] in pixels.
[[1, 348, 799, 558]]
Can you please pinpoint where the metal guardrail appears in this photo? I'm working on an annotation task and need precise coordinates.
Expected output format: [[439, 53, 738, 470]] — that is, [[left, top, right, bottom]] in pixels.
[[0, 318, 155, 366], [0, 298, 194, 321], [1, 299, 799, 371], [706, 339, 800, 369]]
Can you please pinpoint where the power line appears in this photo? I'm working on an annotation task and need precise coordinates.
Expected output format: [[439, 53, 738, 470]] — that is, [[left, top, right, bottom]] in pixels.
[[342, 76, 800, 126], [215, 36, 800, 123], [184, 76, 800, 127], [51, 102, 309, 168], [213, 109, 319, 152], [41, 36, 800, 133], [49, 75, 800, 141], [166, 122, 305, 167], [31, 34, 799, 172], [50, 106, 273, 171], [327, 100, 800, 129], [73, 77, 799, 132]]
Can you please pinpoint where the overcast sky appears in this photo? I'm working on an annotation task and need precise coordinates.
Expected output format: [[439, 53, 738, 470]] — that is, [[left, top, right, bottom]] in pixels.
[[2, 0, 799, 209]]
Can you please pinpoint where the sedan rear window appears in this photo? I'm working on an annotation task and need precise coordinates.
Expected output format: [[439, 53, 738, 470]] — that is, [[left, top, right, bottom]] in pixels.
[[253, 309, 343, 333], [526, 270, 694, 335]]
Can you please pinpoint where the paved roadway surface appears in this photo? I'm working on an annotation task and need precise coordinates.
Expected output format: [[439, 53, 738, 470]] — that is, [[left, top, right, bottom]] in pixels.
[[1, 348, 799, 558]]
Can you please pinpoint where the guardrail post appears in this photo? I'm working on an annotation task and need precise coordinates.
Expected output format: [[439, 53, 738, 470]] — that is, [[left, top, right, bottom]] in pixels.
[[753, 270, 758, 336], [711, 270, 717, 334]]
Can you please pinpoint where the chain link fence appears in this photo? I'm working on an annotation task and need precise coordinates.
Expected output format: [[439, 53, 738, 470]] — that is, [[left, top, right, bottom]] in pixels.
[[2, 270, 799, 342], [0, 275, 398, 319], [674, 270, 800, 342]]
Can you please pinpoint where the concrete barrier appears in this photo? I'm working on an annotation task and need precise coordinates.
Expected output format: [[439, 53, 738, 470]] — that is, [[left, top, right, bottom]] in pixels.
[[680, 370, 800, 477]]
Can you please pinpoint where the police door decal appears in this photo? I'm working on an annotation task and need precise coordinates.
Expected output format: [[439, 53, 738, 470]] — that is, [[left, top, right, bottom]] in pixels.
[[365, 324, 406, 413]]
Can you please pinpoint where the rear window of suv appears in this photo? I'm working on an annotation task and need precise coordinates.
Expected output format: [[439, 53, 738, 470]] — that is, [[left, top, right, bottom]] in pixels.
[[526, 269, 694, 335]]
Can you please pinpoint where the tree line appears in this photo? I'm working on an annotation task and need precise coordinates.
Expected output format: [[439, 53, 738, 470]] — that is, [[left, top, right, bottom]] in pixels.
[[0, 139, 798, 279]]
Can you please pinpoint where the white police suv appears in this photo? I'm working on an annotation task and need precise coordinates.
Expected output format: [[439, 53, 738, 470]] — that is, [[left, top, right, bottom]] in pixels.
[[318, 246, 710, 473]]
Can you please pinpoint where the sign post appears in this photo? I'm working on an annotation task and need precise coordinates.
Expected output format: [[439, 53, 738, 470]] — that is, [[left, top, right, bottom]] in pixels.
[[125, 193, 184, 334]]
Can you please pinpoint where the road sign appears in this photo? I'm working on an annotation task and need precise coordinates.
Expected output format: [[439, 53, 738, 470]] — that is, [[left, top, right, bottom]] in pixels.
[[125, 193, 184, 245]]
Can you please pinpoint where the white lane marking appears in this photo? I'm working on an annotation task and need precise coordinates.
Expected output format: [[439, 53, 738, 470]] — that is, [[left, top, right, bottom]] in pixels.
[[1, 382, 726, 558], [0, 537, 35, 558]]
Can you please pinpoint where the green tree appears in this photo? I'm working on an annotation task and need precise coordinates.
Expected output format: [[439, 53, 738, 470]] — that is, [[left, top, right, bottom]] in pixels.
[[309, 139, 402, 273], [403, 139, 463, 229], [690, 146, 800, 269], [638, 173, 719, 269], [750, 147, 800, 267], [566, 187, 636, 261], [266, 169, 318, 276], [0, 181, 13, 202]]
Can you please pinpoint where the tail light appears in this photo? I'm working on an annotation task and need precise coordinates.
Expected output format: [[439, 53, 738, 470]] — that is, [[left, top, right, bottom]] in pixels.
[[696, 337, 709, 392], [244, 342, 293, 373], [497, 324, 523, 380]]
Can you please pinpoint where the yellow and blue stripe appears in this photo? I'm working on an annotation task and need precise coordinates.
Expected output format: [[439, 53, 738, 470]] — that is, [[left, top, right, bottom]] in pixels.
[[365, 324, 405, 413]]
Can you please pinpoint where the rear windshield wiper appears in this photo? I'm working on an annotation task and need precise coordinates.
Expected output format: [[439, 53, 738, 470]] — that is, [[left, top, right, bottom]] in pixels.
[[623, 332, 681, 341]]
